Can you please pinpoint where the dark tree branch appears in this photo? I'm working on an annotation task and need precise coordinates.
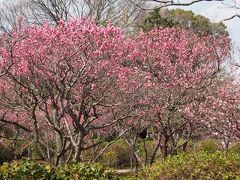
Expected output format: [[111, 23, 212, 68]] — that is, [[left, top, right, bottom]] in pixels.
[[0, 118, 32, 132], [224, 14, 240, 20], [131, 0, 223, 10]]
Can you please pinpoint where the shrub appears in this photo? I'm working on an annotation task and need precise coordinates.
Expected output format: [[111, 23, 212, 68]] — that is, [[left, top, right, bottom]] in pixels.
[[0, 160, 56, 180], [101, 139, 131, 168], [0, 160, 119, 180], [56, 163, 118, 180], [141, 151, 240, 180], [228, 143, 240, 154], [197, 139, 222, 153]]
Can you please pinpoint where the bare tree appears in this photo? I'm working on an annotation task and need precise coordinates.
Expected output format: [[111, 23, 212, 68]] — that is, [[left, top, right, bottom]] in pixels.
[[0, 0, 145, 33]]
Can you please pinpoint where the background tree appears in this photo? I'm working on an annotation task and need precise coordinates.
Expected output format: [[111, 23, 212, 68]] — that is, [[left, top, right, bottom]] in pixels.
[[139, 8, 228, 36], [0, 0, 144, 33]]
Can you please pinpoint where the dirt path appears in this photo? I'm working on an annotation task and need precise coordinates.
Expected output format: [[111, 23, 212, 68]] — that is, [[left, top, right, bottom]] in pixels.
[[115, 169, 133, 174]]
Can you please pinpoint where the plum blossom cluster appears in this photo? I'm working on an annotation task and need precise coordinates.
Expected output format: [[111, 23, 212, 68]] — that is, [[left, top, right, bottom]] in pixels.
[[0, 18, 238, 165]]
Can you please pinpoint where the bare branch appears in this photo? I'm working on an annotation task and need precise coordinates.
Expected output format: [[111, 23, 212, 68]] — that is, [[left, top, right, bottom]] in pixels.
[[0, 117, 32, 132], [131, 0, 223, 10], [224, 14, 240, 20]]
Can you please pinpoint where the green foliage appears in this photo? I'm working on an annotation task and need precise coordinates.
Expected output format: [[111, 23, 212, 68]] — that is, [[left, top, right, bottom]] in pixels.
[[0, 160, 56, 180], [56, 163, 118, 180], [139, 9, 178, 31], [141, 151, 240, 180], [197, 139, 222, 153], [228, 143, 240, 154], [136, 140, 157, 162], [0, 160, 119, 180], [101, 139, 131, 168], [140, 8, 228, 36], [30, 142, 43, 160], [103, 151, 118, 167]]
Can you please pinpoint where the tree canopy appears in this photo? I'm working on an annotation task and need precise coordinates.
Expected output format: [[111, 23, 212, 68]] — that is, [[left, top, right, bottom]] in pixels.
[[140, 8, 228, 36]]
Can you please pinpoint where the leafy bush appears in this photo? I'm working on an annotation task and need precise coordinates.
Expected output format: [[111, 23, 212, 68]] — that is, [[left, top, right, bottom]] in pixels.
[[197, 139, 222, 153], [141, 151, 240, 180], [0, 160, 56, 180], [101, 139, 131, 168], [228, 143, 240, 154], [56, 163, 118, 180], [0, 160, 119, 180]]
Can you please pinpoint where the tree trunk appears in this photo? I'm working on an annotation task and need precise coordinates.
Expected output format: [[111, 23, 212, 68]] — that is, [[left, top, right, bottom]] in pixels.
[[150, 133, 162, 166], [162, 135, 169, 158], [73, 146, 82, 162], [143, 139, 148, 167]]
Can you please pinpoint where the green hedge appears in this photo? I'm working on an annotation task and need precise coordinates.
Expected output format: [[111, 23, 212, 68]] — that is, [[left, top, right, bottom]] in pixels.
[[141, 151, 240, 180], [0, 160, 119, 180]]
